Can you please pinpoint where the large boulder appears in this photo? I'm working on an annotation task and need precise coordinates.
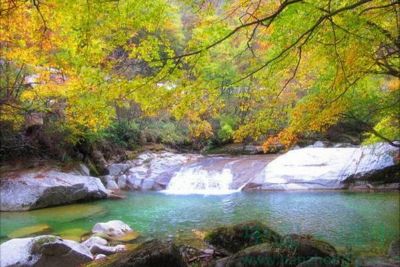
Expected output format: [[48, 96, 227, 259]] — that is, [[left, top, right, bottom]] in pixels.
[[0, 169, 108, 211], [105, 239, 187, 267], [244, 143, 398, 190], [223, 242, 283, 267], [0, 235, 93, 267], [281, 234, 338, 259], [205, 221, 281, 253], [222, 235, 340, 267]]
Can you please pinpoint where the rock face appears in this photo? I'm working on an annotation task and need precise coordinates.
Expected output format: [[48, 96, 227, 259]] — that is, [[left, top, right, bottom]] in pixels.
[[0, 169, 108, 211], [107, 239, 187, 267], [245, 143, 399, 190], [106, 151, 202, 191], [106, 143, 397, 193], [205, 221, 281, 253], [0, 235, 93, 267]]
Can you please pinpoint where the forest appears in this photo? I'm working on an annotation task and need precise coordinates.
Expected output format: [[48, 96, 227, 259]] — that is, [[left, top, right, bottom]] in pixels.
[[0, 1, 399, 267], [1, 0, 399, 164]]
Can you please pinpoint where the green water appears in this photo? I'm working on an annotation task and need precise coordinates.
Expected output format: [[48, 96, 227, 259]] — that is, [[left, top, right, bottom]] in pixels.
[[1, 191, 399, 256]]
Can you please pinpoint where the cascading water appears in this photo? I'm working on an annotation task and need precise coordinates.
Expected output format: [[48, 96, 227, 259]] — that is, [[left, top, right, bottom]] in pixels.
[[163, 167, 240, 195]]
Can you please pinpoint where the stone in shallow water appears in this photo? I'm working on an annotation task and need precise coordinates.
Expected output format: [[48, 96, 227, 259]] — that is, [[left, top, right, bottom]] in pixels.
[[92, 220, 139, 242], [8, 223, 52, 238], [58, 228, 89, 242], [92, 220, 133, 237]]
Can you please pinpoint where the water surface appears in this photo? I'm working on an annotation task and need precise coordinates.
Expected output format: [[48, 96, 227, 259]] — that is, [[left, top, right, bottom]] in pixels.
[[1, 191, 399, 256]]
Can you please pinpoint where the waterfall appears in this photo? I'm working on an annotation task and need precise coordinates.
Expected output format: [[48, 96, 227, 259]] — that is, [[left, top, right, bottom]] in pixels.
[[163, 167, 239, 195]]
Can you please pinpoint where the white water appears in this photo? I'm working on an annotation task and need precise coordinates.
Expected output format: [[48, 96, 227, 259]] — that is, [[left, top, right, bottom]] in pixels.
[[163, 167, 240, 195]]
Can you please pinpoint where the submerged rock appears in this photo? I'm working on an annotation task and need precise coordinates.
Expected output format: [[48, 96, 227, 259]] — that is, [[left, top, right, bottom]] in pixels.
[[106, 239, 187, 267], [0, 235, 93, 267], [8, 224, 52, 239], [205, 221, 281, 253], [58, 228, 89, 242], [0, 169, 108, 211]]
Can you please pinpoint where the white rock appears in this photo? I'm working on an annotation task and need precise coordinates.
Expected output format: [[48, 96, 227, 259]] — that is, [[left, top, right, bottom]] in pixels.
[[117, 174, 127, 189], [94, 254, 107, 260], [92, 220, 133, 237], [82, 236, 108, 248], [262, 143, 398, 190], [0, 235, 93, 267], [0, 169, 108, 211]]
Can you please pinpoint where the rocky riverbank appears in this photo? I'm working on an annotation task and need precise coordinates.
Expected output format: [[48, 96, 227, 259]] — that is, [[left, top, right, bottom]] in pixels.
[[1, 220, 398, 267], [1, 142, 398, 211]]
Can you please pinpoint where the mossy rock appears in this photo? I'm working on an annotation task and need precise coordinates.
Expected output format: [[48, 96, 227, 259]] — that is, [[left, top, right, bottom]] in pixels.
[[224, 242, 284, 267], [224, 239, 340, 267], [8, 223, 52, 238], [58, 228, 89, 242], [86, 239, 186, 267], [205, 221, 281, 253], [281, 234, 337, 259]]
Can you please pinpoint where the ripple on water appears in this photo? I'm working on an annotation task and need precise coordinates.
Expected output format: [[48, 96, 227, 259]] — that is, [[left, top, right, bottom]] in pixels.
[[0, 191, 399, 257]]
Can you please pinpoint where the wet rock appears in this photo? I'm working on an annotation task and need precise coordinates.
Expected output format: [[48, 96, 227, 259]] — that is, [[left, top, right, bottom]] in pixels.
[[124, 151, 202, 191], [0, 235, 93, 267], [205, 221, 281, 253], [0, 169, 108, 211], [108, 239, 187, 267]]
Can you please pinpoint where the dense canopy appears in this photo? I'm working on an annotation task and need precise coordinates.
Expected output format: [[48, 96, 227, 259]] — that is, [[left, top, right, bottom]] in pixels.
[[1, 0, 399, 158]]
